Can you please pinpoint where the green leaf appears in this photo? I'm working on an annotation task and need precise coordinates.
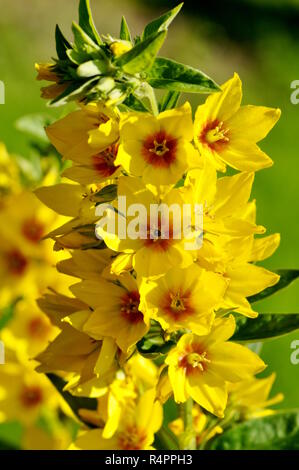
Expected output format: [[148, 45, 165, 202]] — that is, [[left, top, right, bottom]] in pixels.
[[232, 313, 299, 343], [123, 94, 150, 112], [55, 25, 71, 60], [78, 0, 102, 45], [115, 31, 167, 74], [94, 184, 118, 203], [142, 3, 183, 39], [15, 113, 53, 146], [249, 269, 299, 304], [46, 373, 97, 424], [120, 16, 131, 42], [160, 90, 181, 111], [0, 298, 22, 330], [72, 22, 99, 52], [210, 411, 299, 450], [0, 422, 22, 450], [148, 57, 220, 93]]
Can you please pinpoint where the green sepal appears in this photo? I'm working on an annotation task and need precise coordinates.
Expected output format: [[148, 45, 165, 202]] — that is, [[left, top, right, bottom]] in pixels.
[[232, 313, 299, 343], [94, 184, 118, 203], [50, 77, 98, 106], [122, 94, 150, 112], [120, 16, 132, 42], [55, 25, 71, 60], [148, 57, 220, 93], [78, 0, 102, 45], [142, 3, 183, 39], [72, 22, 99, 53], [115, 31, 167, 74]]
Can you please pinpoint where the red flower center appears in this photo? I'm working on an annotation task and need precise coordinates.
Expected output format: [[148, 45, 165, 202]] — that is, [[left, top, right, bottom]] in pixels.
[[161, 289, 194, 321], [179, 344, 211, 375], [142, 130, 177, 168], [28, 317, 51, 340], [22, 218, 44, 243], [20, 385, 43, 408], [120, 291, 143, 324], [143, 215, 176, 252], [5, 249, 28, 276], [199, 119, 230, 151], [118, 425, 147, 450], [92, 144, 120, 178]]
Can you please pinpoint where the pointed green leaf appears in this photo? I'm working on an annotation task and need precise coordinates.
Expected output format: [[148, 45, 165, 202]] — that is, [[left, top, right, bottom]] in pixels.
[[210, 411, 299, 450], [115, 31, 167, 74], [249, 269, 299, 304], [78, 0, 102, 45], [72, 22, 99, 52], [55, 25, 71, 60], [46, 373, 97, 424], [142, 3, 183, 39], [148, 57, 220, 93], [232, 313, 299, 343], [160, 90, 181, 111], [120, 16, 131, 42], [123, 94, 150, 112]]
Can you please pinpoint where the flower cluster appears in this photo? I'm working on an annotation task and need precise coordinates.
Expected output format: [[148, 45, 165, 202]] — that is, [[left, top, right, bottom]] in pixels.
[[35, 67, 283, 449]]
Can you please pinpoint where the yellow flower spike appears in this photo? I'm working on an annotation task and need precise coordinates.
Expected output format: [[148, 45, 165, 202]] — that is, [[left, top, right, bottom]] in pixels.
[[194, 73, 281, 172], [165, 315, 266, 417], [140, 264, 228, 335], [115, 103, 199, 186]]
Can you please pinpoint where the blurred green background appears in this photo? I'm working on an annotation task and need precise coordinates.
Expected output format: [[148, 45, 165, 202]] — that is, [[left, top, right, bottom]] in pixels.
[[0, 0, 298, 408]]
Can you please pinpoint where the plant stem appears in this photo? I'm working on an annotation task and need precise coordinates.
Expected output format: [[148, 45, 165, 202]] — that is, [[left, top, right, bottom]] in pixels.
[[147, 85, 159, 116], [179, 398, 196, 450]]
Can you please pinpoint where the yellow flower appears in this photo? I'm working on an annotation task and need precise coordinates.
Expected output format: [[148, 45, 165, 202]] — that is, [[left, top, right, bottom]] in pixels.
[[70, 273, 149, 353], [97, 176, 197, 279], [46, 103, 119, 165], [165, 315, 266, 417], [194, 73, 281, 172], [140, 264, 227, 335], [115, 103, 198, 186], [1, 299, 58, 358], [35, 63, 59, 82], [228, 373, 284, 419], [72, 388, 162, 450], [0, 361, 59, 426], [35, 292, 118, 395], [41, 83, 69, 100]]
